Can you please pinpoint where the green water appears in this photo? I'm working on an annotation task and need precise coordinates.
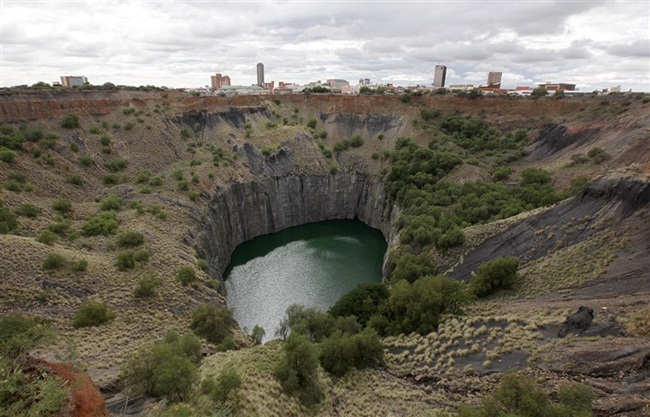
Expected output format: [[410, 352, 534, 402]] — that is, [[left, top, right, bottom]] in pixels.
[[224, 220, 387, 341]]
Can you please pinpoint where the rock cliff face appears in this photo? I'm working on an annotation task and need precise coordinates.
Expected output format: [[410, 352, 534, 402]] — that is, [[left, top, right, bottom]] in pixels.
[[201, 173, 397, 278]]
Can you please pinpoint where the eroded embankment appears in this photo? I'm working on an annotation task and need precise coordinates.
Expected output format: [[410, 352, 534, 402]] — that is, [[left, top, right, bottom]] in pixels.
[[201, 173, 398, 278], [448, 176, 650, 289]]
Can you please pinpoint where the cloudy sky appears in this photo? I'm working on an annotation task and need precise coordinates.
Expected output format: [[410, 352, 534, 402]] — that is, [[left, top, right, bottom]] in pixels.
[[1, 1, 649, 91]]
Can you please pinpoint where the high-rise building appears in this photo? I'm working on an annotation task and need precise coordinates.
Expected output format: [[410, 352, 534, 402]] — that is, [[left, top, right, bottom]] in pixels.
[[487, 72, 502, 88], [60, 76, 88, 87], [433, 65, 447, 88], [256, 63, 265, 86], [210, 73, 231, 91]]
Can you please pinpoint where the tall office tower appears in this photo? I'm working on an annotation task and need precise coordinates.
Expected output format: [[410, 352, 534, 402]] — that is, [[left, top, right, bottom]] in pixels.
[[257, 63, 265, 86], [487, 71, 503, 88], [433, 65, 447, 88]]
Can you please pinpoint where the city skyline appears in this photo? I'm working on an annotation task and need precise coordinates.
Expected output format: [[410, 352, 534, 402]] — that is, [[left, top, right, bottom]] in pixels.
[[1, 1, 649, 92]]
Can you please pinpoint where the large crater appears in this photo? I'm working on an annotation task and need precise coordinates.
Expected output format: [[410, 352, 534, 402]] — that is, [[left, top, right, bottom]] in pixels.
[[201, 173, 398, 278]]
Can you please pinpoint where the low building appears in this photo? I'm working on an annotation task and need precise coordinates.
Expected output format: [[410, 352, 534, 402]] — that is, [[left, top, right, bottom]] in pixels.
[[60, 76, 88, 87], [537, 83, 576, 91], [327, 79, 350, 89], [448, 84, 474, 91]]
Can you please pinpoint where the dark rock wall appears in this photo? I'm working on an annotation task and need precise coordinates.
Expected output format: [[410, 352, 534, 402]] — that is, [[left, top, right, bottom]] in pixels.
[[202, 174, 398, 278]]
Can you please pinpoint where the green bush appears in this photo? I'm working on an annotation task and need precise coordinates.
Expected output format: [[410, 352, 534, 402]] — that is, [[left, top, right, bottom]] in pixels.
[[0, 313, 54, 357], [72, 300, 115, 328], [0, 147, 17, 163], [102, 173, 121, 185], [116, 250, 149, 270], [116, 231, 145, 248], [333, 140, 350, 151], [251, 325, 265, 345], [521, 168, 551, 186], [48, 220, 71, 236], [134, 274, 163, 298], [120, 332, 200, 402], [66, 174, 83, 185], [100, 135, 111, 146], [149, 176, 164, 186], [320, 327, 384, 377], [0, 202, 18, 234], [202, 367, 242, 406], [100, 194, 122, 211], [329, 283, 389, 327], [470, 257, 519, 297], [105, 158, 127, 172], [350, 134, 364, 148], [458, 373, 595, 417], [274, 332, 323, 406], [587, 147, 610, 164], [136, 170, 151, 183], [306, 119, 317, 129], [79, 154, 92, 167], [73, 259, 88, 272], [493, 166, 512, 181], [42, 253, 66, 270], [89, 126, 101, 134], [176, 266, 197, 286], [15, 203, 40, 218], [190, 303, 236, 344], [36, 230, 58, 245], [81, 212, 118, 236], [197, 258, 208, 271], [61, 114, 80, 129], [391, 251, 436, 283], [52, 199, 72, 214]]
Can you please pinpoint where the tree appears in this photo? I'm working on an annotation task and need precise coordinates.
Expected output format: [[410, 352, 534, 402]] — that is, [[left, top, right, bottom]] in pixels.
[[274, 332, 323, 406], [251, 325, 265, 345], [470, 257, 519, 297], [319, 327, 384, 377], [531, 87, 548, 97], [190, 303, 236, 344], [329, 283, 389, 327], [72, 300, 115, 328], [153, 354, 197, 402]]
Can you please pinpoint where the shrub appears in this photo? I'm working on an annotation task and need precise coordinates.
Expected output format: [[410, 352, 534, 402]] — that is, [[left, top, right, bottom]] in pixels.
[[105, 158, 127, 172], [120, 332, 200, 402], [72, 301, 115, 328], [61, 114, 80, 129], [100, 135, 110, 146], [149, 176, 164, 186], [251, 325, 265, 345], [0, 147, 16, 163], [100, 194, 122, 211], [391, 251, 436, 283], [521, 167, 551, 185], [458, 373, 595, 417], [52, 199, 72, 214], [89, 126, 101, 134], [197, 258, 208, 271], [329, 283, 389, 327], [116, 231, 145, 248], [0, 313, 54, 357], [306, 119, 317, 129], [274, 332, 323, 406], [0, 204, 17, 234], [125, 121, 134, 131], [66, 174, 83, 185], [102, 173, 120, 185], [81, 212, 118, 236], [319, 327, 384, 377], [470, 257, 519, 297], [136, 170, 151, 183], [15, 203, 40, 218], [48, 220, 71, 236], [587, 147, 610, 164], [350, 135, 364, 148], [176, 266, 197, 285], [36, 230, 58, 245], [134, 274, 163, 298], [202, 367, 242, 406], [42, 253, 66, 270], [79, 154, 92, 166], [333, 140, 350, 151], [73, 259, 88, 272], [190, 303, 236, 344], [493, 166, 512, 181]]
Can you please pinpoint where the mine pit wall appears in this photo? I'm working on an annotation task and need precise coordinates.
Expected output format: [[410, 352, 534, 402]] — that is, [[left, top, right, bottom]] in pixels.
[[201, 173, 399, 280]]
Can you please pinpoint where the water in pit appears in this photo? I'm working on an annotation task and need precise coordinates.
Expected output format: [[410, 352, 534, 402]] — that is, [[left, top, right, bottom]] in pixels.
[[223, 220, 387, 342]]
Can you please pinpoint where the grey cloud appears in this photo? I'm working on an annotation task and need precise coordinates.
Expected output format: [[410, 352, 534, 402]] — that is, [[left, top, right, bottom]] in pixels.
[[607, 40, 650, 58]]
